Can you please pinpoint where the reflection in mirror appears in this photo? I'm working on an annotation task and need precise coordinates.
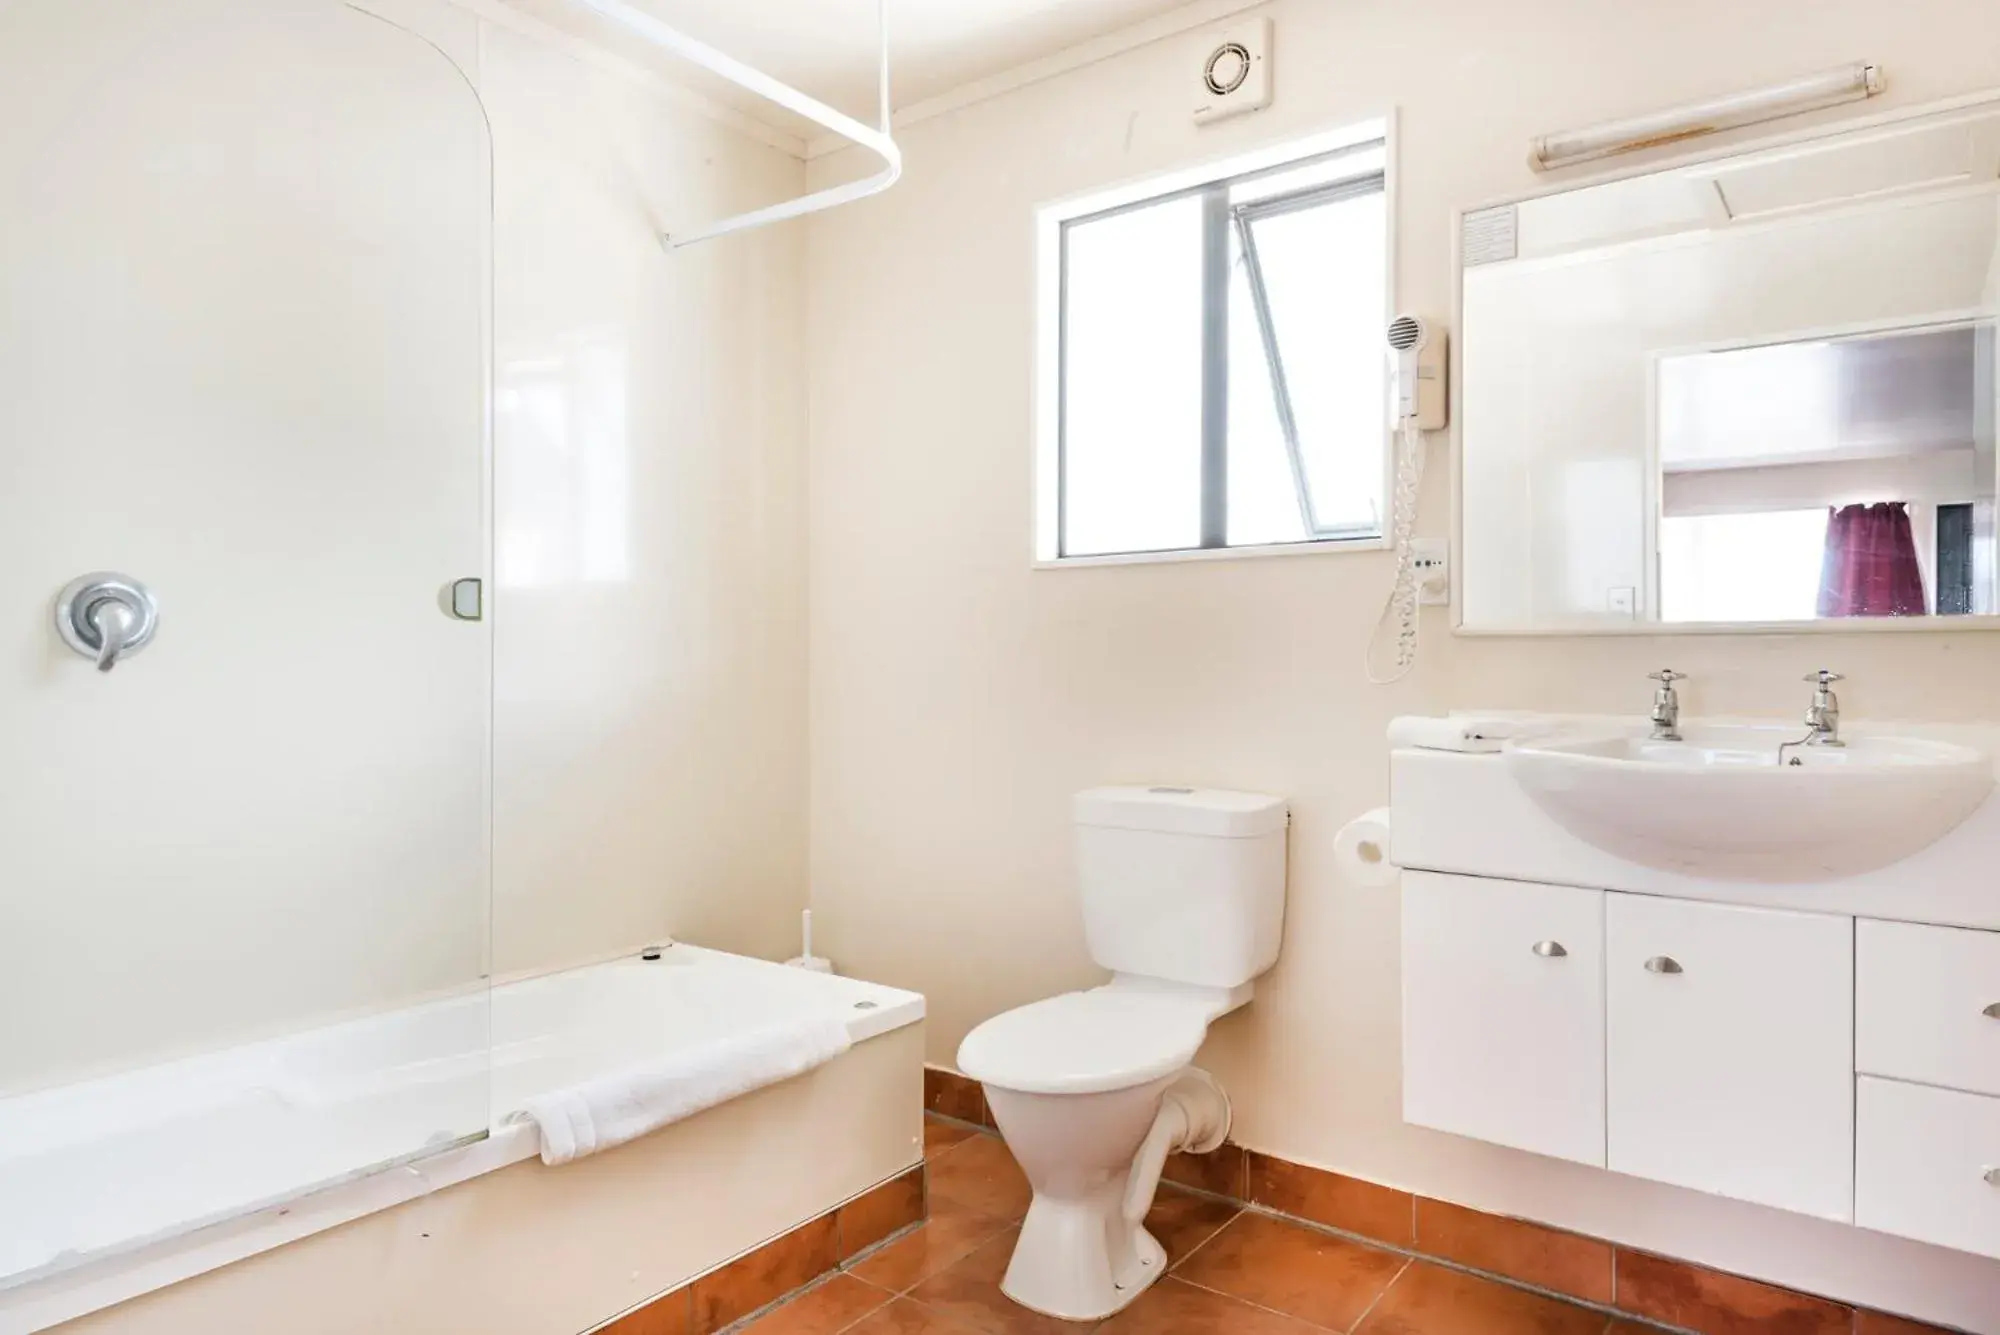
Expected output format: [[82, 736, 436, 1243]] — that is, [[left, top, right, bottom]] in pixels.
[[1459, 96, 2000, 632], [1657, 322, 1996, 622]]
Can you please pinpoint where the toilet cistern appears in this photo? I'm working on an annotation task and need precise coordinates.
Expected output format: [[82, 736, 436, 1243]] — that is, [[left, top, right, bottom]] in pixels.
[[955, 786, 1287, 1322]]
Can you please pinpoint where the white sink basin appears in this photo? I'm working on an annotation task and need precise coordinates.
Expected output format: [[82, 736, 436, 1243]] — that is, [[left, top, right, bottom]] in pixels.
[[1504, 724, 1994, 882]]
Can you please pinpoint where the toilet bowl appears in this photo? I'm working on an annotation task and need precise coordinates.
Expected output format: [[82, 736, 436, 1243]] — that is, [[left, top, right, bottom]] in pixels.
[[955, 786, 1287, 1321], [960, 983, 1239, 1318]]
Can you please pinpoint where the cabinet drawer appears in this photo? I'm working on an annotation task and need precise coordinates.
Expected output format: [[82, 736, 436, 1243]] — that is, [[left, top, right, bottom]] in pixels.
[[1402, 871, 1605, 1167], [1857, 1077, 2000, 1261], [1858, 920, 2000, 1098]]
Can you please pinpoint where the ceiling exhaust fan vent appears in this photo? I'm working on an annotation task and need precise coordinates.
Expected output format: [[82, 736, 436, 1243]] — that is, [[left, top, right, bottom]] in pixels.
[[1205, 42, 1253, 96], [1193, 19, 1273, 126]]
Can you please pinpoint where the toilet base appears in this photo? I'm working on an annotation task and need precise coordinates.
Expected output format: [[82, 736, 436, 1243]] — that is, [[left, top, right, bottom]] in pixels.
[[1000, 1186, 1167, 1320], [982, 1070, 1232, 1321]]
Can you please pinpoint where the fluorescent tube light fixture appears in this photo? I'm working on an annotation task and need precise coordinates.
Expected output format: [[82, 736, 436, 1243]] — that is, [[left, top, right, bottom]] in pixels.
[[1530, 63, 1885, 172]]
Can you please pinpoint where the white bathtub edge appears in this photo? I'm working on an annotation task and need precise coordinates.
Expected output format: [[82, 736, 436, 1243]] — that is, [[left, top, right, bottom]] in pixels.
[[1, 1123, 540, 1335], [1, 951, 928, 1335]]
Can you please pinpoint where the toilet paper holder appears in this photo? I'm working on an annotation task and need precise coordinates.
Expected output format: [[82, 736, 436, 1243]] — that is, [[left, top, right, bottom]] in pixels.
[[1334, 807, 1396, 888]]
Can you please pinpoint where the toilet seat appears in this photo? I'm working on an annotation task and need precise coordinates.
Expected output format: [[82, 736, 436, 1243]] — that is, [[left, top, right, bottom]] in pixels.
[[957, 987, 1213, 1096]]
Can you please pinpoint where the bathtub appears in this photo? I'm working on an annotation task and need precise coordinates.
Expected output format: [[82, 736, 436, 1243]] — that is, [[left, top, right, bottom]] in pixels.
[[0, 944, 923, 1325]]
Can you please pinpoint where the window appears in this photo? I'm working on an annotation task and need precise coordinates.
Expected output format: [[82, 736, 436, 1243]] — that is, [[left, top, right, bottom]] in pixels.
[[1660, 510, 1831, 623], [1037, 127, 1390, 562]]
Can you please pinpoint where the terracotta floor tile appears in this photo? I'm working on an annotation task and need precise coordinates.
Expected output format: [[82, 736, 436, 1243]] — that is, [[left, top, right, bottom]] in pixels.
[[926, 1134, 1032, 1221], [924, 1118, 977, 1160], [1096, 1277, 1334, 1335], [1160, 1143, 1248, 1200], [1249, 1153, 1416, 1247], [1613, 1251, 1850, 1335], [1603, 1323, 1656, 1334], [691, 1215, 839, 1334], [1143, 1187, 1240, 1267], [843, 1168, 928, 1260], [740, 1275, 895, 1335], [1354, 1262, 1607, 1335], [905, 1232, 1082, 1335], [925, 1068, 989, 1126], [603, 1288, 691, 1335], [848, 1298, 989, 1334], [1413, 1199, 1613, 1305], [848, 1195, 1014, 1294], [1172, 1211, 1407, 1331]]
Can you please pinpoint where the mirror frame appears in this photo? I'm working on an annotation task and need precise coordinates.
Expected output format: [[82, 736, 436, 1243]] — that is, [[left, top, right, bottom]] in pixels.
[[1450, 86, 2000, 637]]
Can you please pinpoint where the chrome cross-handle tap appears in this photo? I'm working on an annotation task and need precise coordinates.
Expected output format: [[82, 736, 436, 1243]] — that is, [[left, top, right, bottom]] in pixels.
[[1648, 669, 1686, 742], [1803, 670, 1844, 747]]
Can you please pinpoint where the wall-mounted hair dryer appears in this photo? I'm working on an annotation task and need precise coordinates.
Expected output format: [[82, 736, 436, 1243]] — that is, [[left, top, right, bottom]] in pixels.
[[1387, 314, 1448, 430], [1369, 315, 1450, 685]]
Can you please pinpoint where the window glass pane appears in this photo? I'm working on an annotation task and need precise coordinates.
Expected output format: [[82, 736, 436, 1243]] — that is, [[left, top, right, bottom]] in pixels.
[[1227, 226, 1309, 547], [1660, 509, 1830, 622], [1061, 196, 1205, 556], [1249, 187, 1387, 536]]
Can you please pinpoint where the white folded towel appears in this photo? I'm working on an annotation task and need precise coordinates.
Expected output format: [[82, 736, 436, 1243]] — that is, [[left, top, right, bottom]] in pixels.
[[511, 1012, 853, 1165], [1387, 714, 1528, 754]]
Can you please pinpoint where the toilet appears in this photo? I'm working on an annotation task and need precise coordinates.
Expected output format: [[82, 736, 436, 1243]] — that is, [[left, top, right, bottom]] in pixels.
[[956, 786, 1288, 1321]]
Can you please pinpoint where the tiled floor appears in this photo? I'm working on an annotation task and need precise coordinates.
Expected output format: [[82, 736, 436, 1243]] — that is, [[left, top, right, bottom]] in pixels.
[[734, 1117, 1635, 1335]]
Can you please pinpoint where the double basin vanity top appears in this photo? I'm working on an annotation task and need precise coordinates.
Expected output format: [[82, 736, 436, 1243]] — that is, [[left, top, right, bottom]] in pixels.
[[1503, 722, 1994, 883]]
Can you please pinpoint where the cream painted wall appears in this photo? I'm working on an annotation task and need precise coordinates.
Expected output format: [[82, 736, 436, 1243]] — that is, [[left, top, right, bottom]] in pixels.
[[803, 2, 2000, 1328]]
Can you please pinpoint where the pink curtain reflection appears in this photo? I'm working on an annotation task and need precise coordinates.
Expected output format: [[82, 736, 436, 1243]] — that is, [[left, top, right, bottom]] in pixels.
[[1817, 502, 1928, 618]]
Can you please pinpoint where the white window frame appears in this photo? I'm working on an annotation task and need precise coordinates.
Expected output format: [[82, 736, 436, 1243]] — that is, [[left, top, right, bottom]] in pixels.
[[1032, 114, 1397, 567]]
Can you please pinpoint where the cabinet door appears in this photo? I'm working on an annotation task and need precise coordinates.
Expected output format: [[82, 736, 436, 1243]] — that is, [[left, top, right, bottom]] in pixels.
[[1607, 895, 1853, 1220], [1403, 871, 1605, 1166]]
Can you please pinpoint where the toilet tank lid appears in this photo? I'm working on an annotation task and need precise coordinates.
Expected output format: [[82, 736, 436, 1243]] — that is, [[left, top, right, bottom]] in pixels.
[[1073, 787, 1288, 838]]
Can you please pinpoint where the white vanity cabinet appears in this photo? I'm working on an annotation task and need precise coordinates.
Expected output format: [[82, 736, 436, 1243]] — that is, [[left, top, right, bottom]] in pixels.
[[1605, 896, 1854, 1221], [1390, 722, 2000, 1261], [1402, 872, 1606, 1167]]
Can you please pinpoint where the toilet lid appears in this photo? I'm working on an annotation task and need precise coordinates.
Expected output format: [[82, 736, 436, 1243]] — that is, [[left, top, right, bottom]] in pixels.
[[955, 989, 1212, 1096]]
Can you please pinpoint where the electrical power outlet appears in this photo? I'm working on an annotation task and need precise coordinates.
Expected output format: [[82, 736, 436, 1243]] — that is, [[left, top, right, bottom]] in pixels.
[[1411, 539, 1450, 606]]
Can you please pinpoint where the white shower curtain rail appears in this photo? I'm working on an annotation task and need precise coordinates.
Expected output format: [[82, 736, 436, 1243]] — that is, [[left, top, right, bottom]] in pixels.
[[571, 0, 902, 248]]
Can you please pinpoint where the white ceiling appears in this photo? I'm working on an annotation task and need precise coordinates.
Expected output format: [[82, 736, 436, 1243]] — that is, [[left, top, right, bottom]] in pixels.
[[502, 0, 1222, 140]]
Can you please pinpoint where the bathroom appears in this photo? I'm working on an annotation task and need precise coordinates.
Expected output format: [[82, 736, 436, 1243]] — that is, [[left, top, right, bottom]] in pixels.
[[4, 0, 2000, 1331]]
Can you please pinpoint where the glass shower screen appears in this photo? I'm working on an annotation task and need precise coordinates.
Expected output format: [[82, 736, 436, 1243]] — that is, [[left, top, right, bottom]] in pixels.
[[0, 0, 493, 1285]]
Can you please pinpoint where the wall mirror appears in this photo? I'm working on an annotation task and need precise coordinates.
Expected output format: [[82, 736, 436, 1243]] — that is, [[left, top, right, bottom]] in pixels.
[[1457, 95, 2000, 632]]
